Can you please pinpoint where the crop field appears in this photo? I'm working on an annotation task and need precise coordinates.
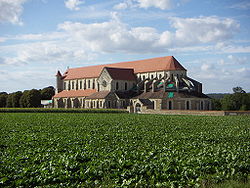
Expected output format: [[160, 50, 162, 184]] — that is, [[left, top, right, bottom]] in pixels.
[[0, 113, 249, 187]]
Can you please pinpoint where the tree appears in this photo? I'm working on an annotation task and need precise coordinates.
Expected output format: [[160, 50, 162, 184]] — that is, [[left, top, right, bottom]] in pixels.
[[221, 92, 250, 111], [6, 94, 13, 107], [40, 86, 55, 100], [212, 98, 222, 110], [12, 91, 23, 107], [0, 92, 8, 107], [19, 90, 29, 108], [233, 86, 246, 93], [27, 89, 41, 107], [20, 89, 41, 108]]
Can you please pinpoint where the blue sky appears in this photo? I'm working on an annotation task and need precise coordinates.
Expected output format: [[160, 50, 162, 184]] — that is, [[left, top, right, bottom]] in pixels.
[[0, 0, 250, 93]]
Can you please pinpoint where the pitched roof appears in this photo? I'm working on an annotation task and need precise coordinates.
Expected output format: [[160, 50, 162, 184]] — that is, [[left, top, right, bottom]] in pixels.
[[105, 67, 136, 81], [63, 56, 186, 80], [53, 89, 96, 98], [86, 90, 111, 99], [133, 90, 209, 99]]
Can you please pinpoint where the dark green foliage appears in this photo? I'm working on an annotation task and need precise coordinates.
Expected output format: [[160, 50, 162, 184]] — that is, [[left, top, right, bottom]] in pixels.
[[19, 89, 41, 108], [0, 113, 249, 187], [212, 99, 222, 110], [5, 92, 22, 108], [19, 90, 29, 108], [12, 91, 23, 107], [40, 86, 55, 100], [233, 86, 246, 93], [221, 93, 250, 111], [6, 94, 13, 107], [0, 92, 8, 107]]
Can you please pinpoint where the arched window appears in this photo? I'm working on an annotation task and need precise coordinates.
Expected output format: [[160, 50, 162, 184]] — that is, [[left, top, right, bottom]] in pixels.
[[88, 80, 90, 88], [200, 101, 204, 110], [125, 82, 128, 90], [151, 75, 154, 79], [79, 81, 82, 89], [92, 81, 95, 89], [116, 82, 119, 90], [72, 82, 74, 89], [143, 75, 145, 80], [171, 74, 174, 81], [64, 82, 66, 90], [84, 81, 86, 90], [186, 101, 190, 110], [159, 74, 162, 78], [68, 82, 71, 90], [152, 101, 155, 109], [168, 101, 172, 110]]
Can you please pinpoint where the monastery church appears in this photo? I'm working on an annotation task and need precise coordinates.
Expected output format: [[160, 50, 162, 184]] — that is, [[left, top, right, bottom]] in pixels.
[[53, 56, 211, 112]]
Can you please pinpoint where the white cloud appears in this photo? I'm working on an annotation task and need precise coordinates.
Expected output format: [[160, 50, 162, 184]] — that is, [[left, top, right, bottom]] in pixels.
[[136, 0, 173, 10], [0, 41, 94, 66], [201, 63, 214, 71], [230, 1, 250, 10], [168, 16, 239, 46], [113, 0, 134, 10], [57, 16, 239, 53], [65, 0, 84, 11], [0, 0, 28, 25], [114, 0, 173, 10]]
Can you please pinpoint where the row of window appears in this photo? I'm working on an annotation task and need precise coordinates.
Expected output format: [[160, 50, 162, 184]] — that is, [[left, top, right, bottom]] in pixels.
[[64, 80, 98, 90], [168, 100, 205, 110], [64, 80, 131, 91], [116, 82, 128, 90], [139, 73, 184, 81], [85, 100, 126, 109]]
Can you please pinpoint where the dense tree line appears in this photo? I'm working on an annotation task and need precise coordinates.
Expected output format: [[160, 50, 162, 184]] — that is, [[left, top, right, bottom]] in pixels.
[[0, 86, 55, 108], [212, 87, 250, 111]]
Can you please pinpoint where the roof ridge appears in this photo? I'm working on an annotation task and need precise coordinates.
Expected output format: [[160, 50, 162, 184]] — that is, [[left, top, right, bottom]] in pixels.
[[67, 56, 173, 71]]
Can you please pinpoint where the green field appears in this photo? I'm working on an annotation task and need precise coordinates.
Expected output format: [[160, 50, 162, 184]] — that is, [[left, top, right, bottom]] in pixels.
[[0, 113, 249, 187]]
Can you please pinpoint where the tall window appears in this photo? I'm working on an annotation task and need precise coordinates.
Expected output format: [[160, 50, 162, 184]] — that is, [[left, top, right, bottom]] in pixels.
[[88, 80, 90, 89], [79, 81, 82, 89], [68, 82, 71, 90], [64, 82, 66, 90], [84, 81, 86, 90], [125, 82, 128, 90], [168, 101, 172, 110], [159, 74, 162, 78], [72, 82, 74, 89], [92, 81, 95, 89], [116, 82, 119, 90], [186, 101, 190, 110], [151, 75, 154, 79], [143, 75, 145, 80], [200, 101, 204, 110]]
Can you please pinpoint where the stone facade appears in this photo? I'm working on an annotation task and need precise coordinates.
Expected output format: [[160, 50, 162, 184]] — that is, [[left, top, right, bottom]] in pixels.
[[53, 56, 211, 112]]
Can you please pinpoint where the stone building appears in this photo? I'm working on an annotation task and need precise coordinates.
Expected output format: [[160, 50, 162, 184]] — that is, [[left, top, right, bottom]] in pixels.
[[53, 56, 211, 112]]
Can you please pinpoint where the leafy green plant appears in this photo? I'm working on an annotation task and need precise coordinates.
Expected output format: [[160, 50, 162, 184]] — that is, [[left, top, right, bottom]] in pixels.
[[0, 113, 249, 187]]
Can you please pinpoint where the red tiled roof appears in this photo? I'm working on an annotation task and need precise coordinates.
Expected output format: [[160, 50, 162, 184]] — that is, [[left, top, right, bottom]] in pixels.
[[105, 67, 137, 81], [53, 89, 96, 98], [86, 90, 111, 99], [64, 56, 186, 80]]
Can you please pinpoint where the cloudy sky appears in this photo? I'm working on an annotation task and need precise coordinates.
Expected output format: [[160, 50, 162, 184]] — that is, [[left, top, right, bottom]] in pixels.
[[0, 0, 250, 93]]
